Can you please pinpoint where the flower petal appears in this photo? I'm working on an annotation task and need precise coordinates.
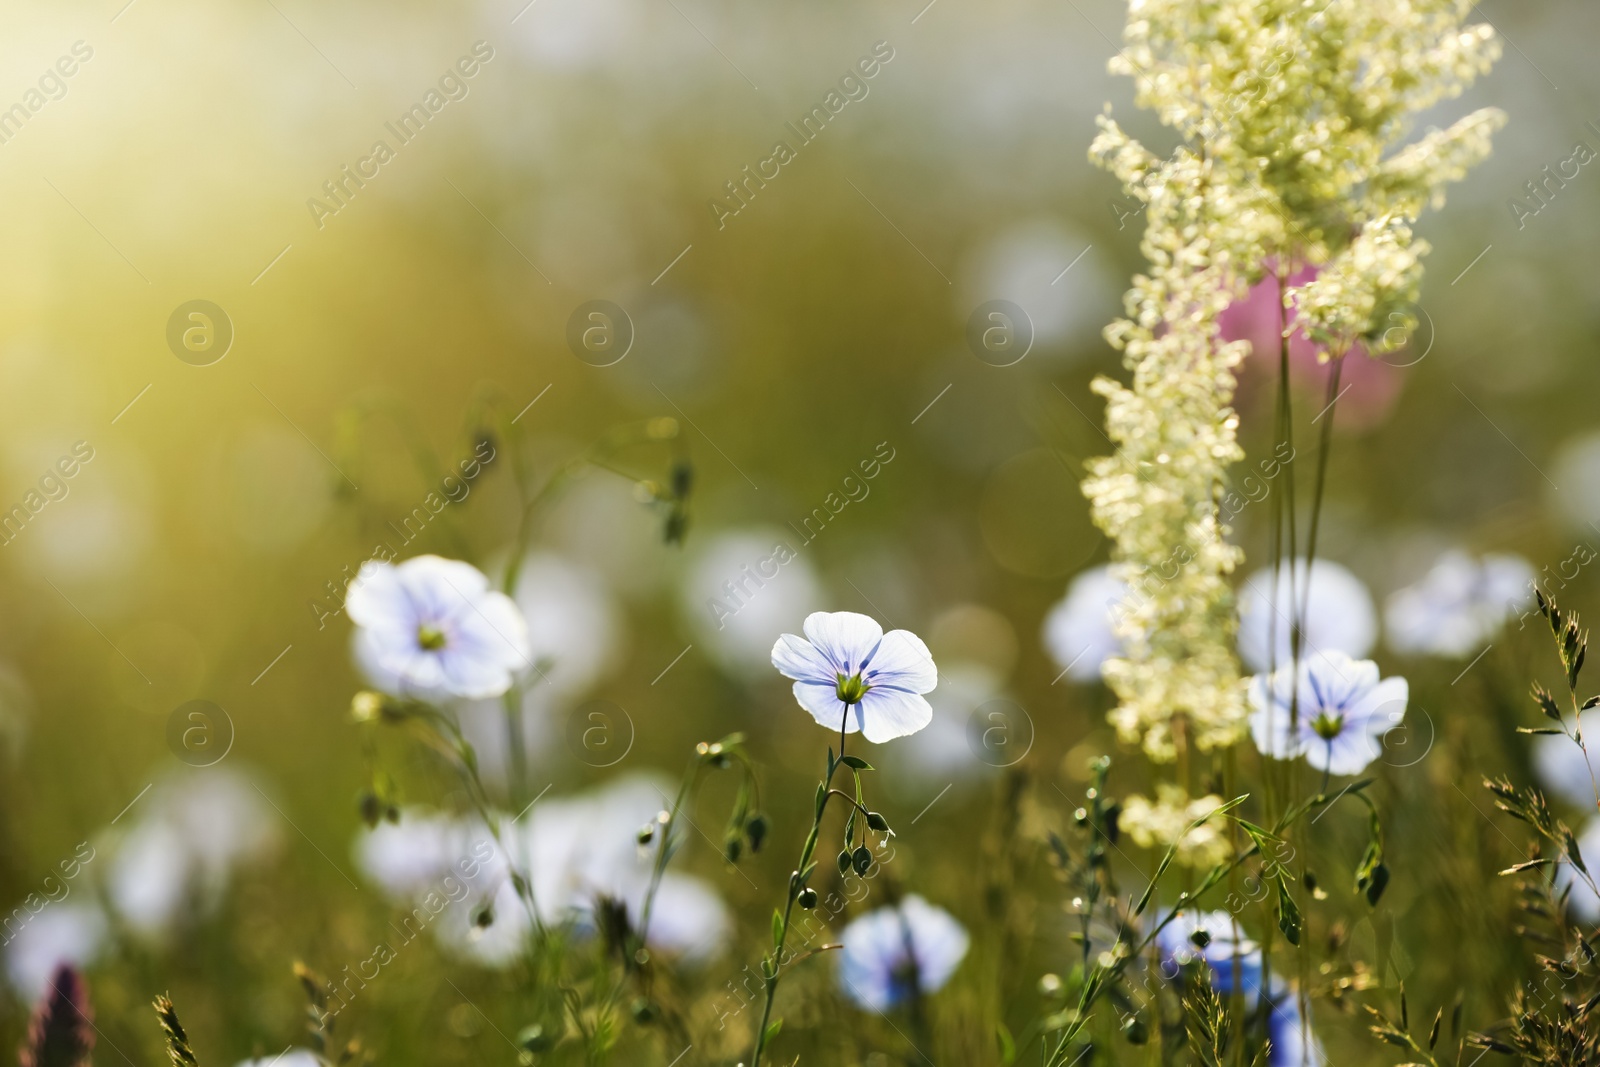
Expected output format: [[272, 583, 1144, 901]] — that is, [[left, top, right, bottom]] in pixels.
[[857, 686, 932, 743], [345, 562, 412, 632], [863, 629, 937, 694], [1249, 670, 1302, 760], [793, 681, 858, 734], [902, 895, 969, 994], [1343, 676, 1409, 734], [802, 611, 884, 675], [771, 633, 834, 685]]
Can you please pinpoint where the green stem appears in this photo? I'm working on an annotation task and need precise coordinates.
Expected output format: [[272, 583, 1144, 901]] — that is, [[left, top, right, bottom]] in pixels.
[[503, 689, 528, 813], [751, 707, 852, 1067]]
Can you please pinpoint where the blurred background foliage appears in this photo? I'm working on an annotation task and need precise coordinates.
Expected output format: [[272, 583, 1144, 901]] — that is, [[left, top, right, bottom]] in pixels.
[[1, 0, 1598, 1063]]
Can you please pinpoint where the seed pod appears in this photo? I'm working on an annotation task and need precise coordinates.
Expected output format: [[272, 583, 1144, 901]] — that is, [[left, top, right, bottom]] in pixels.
[[851, 845, 872, 876], [358, 790, 382, 828], [745, 813, 769, 853]]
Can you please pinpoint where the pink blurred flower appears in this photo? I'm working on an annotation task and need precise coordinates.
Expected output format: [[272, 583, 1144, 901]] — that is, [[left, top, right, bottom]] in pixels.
[[1219, 266, 1404, 430]]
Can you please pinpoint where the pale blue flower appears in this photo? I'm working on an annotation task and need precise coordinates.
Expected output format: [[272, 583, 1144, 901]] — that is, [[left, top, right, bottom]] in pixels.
[[1558, 818, 1600, 923], [1155, 909, 1263, 1002], [1385, 549, 1534, 657], [1267, 997, 1327, 1067], [771, 611, 937, 743], [1154, 909, 1325, 1065], [1250, 651, 1408, 776], [1531, 727, 1600, 809], [346, 555, 531, 701], [1042, 565, 1125, 682], [1238, 559, 1377, 675], [838, 896, 968, 1011]]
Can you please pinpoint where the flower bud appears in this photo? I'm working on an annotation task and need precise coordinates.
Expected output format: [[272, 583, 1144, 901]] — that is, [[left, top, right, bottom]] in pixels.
[[637, 822, 656, 846], [517, 1024, 550, 1053], [745, 813, 769, 853], [865, 811, 890, 833], [851, 845, 872, 876], [798, 887, 818, 909], [351, 691, 383, 723], [838, 849, 853, 875], [358, 790, 382, 828]]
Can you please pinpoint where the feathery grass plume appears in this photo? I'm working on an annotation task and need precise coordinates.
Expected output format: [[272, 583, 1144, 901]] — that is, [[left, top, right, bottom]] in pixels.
[[19, 965, 94, 1067], [153, 994, 200, 1067], [1118, 786, 1233, 867], [1181, 964, 1230, 1067], [1465, 588, 1600, 1065], [1084, 0, 1504, 777]]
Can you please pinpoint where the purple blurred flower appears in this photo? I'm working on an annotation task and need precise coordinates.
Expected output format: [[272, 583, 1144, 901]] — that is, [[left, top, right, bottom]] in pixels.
[[19, 964, 94, 1067], [1220, 266, 1403, 431]]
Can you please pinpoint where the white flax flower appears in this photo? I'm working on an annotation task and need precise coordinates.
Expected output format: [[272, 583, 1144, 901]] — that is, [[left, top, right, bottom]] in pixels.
[[1385, 550, 1534, 657], [1237, 559, 1378, 675], [1250, 651, 1408, 776], [770, 611, 938, 744], [1042, 565, 1126, 682], [837, 896, 969, 1011], [346, 555, 531, 701]]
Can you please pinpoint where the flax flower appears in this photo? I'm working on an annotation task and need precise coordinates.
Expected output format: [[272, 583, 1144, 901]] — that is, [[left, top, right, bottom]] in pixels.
[[1249, 651, 1408, 776], [346, 555, 531, 701], [837, 896, 969, 1011], [770, 611, 938, 744]]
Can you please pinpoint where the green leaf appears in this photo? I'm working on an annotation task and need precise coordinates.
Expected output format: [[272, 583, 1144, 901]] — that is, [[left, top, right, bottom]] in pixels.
[[839, 755, 874, 770], [996, 1022, 1017, 1065], [772, 909, 785, 946], [1276, 874, 1302, 945], [763, 1018, 783, 1046], [814, 783, 827, 819], [1517, 726, 1568, 735]]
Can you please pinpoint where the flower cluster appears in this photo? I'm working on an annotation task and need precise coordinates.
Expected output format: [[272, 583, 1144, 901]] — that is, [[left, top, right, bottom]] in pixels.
[[1118, 787, 1233, 868]]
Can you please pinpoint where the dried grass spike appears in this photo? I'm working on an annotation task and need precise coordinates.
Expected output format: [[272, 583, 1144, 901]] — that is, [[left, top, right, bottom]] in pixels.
[[153, 994, 201, 1067]]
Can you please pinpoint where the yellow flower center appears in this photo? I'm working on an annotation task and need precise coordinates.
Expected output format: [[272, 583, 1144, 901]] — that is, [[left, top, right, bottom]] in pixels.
[[1312, 711, 1343, 741], [835, 672, 870, 705], [417, 624, 448, 651]]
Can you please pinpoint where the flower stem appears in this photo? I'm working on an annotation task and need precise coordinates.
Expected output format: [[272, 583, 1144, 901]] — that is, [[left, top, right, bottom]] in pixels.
[[750, 707, 851, 1067]]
